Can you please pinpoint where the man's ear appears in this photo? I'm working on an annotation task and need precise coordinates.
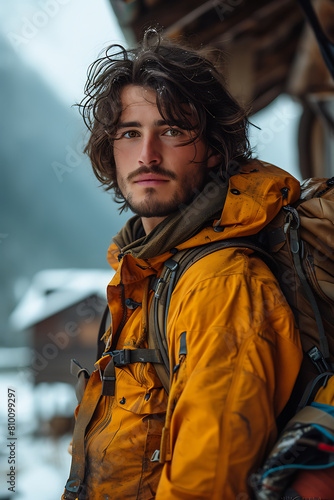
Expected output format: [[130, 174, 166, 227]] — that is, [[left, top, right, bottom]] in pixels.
[[207, 151, 222, 169]]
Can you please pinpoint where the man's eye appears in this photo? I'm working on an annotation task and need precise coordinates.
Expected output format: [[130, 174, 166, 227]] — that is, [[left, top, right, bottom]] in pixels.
[[164, 128, 182, 137], [123, 130, 139, 138]]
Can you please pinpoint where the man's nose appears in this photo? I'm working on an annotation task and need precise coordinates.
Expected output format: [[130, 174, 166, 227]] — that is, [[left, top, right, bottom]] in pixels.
[[138, 135, 162, 165]]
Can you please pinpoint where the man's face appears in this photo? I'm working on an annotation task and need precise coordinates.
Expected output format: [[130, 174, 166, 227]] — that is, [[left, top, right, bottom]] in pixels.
[[113, 85, 217, 231]]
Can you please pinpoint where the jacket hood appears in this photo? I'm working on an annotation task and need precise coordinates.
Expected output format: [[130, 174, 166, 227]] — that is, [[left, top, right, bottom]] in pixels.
[[107, 160, 300, 270]]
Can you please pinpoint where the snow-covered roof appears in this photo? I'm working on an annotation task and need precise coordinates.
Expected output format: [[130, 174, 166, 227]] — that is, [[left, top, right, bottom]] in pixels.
[[9, 268, 114, 331]]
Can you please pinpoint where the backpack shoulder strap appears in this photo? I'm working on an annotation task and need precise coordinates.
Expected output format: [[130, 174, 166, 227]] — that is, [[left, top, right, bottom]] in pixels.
[[94, 238, 271, 395], [149, 237, 270, 393], [96, 304, 110, 361], [148, 249, 189, 393]]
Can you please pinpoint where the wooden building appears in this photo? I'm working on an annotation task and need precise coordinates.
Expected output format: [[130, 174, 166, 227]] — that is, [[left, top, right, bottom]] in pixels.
[[10, 269, 112, 385], [109, 0, 334, 177]]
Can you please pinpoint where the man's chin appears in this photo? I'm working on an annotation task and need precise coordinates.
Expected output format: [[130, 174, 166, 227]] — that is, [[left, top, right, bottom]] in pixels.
[[126, 197, 181, 218], [129, 205, 178, 218]]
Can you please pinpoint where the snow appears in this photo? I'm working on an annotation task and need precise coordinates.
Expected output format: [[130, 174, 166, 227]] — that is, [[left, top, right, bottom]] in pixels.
[[0, 370, 76, 499], [14, 434, 72, 499]]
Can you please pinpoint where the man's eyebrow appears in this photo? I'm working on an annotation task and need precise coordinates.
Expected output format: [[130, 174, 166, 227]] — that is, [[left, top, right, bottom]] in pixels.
[[117, 119, 170, 129]]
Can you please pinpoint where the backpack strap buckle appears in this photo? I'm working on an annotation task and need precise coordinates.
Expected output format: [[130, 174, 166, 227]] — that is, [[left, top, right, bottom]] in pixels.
[[64, 478, 81, 494], [283, 205, 300, 229], [307, 346, 331, 374], [111, 349, 131, 366], [102, 349, 131, 366]]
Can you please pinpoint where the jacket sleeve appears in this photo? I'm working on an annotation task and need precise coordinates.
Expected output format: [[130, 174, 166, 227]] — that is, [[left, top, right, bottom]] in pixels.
[[155, 253, 302, 500]]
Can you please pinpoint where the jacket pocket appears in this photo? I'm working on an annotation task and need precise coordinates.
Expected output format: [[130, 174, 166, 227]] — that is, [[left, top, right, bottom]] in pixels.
[[115, 366, 167, 415]]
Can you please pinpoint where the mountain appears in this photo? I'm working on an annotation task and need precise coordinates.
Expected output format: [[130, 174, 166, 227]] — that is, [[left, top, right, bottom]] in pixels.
[[0, 35, 129, 344]]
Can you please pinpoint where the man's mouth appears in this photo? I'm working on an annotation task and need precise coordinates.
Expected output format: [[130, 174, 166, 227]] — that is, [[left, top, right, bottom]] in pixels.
[[133, 174, 171, 185]]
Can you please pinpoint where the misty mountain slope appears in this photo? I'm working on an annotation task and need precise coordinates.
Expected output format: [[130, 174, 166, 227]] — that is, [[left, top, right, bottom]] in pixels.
[[0, 36, 129, 339]]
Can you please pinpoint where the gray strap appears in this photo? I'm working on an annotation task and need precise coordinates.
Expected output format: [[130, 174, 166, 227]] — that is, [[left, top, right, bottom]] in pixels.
[[289, 225, 330, 360], [296, 371, 333, 412], [101, 349, 163, 396], [101, 357, 116, 396], [103, 348, 163, 365], [174, 238, 276, 283], [70, 358, 90, 379], [63, 381, 102, 499], [70, 359, 90, 404], [154, 256, 184, 376], [179, 331, 187, 356], [173, 332, 188, 374]]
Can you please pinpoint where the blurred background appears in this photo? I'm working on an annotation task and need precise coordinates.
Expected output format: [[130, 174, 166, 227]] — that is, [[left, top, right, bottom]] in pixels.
[[1, 0, 333, 498]]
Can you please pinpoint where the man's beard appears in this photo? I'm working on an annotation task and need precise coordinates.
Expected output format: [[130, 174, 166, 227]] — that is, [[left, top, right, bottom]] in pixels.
[[118, 162, 209, 218], [123, 187, 196, 218]]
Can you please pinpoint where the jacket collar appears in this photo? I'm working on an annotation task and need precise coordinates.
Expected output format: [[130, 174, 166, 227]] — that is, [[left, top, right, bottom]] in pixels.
[[108, 160, 300, 271]]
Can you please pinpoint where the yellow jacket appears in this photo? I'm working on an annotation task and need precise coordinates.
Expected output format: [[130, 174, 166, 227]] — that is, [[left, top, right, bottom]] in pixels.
[[74, 161, 303, 499]]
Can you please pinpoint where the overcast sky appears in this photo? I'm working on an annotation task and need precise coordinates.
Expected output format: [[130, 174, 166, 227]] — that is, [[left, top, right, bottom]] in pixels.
[[0, 0, 126, 106]]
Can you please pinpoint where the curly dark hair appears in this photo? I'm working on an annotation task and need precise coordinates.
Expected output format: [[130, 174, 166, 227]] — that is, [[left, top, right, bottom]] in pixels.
[[79, 29, 252, 210]]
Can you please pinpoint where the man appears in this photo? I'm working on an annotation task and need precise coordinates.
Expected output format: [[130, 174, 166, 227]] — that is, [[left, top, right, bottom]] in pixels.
[[63, 30, 303, 499]]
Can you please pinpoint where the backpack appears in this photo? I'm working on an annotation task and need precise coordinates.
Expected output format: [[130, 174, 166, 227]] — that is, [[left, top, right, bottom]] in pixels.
[[250, 371, 334, 500]]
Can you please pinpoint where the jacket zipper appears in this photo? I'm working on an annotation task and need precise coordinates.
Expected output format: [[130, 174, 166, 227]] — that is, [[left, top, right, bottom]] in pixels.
[[85, 285, 129, 444], [111, 283, 147, 385], [85, 396, 113, 451], [136, 363, 146, 386]]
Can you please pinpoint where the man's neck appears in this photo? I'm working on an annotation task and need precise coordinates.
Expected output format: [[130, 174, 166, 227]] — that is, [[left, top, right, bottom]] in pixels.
[[141, 216, 168, 235]]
